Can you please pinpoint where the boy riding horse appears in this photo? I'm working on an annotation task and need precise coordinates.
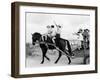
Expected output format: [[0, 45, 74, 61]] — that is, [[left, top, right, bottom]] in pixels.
[[42, 24, 74, 57], [42, 24, 61, 44]]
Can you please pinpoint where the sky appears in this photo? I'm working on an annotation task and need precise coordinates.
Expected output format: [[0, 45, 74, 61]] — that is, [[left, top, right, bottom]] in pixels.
[[26, 12, 90, 43]]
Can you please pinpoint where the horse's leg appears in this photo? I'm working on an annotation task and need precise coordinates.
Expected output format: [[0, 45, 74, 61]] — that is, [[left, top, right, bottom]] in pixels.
[[67, 56, 71, 64], [41, 48, 47, 64], [63, 50, 71, 64], [66, 40, 74, 56], [41, 48, 50, 64], [45, 55, 50, 61], [55, 51, 62, 64]]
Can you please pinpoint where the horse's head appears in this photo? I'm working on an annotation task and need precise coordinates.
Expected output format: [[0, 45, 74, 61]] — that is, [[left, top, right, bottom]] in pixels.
[[31, 32, 41, 45]]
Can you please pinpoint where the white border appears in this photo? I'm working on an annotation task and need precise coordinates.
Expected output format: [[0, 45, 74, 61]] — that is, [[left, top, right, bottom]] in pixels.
[[19, 6, 95, 74]]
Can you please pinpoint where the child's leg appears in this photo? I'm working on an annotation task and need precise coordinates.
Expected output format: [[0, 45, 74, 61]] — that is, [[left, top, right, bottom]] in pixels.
[[52, 37, 56, 44]]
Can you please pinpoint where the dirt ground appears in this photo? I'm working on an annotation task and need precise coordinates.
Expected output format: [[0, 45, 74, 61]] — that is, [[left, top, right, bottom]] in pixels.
[[26, 48, 89, 68]]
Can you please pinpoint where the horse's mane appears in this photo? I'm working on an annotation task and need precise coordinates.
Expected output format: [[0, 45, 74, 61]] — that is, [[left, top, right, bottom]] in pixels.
[[32, 32, 42, 40], [33, 32, 42, 36]]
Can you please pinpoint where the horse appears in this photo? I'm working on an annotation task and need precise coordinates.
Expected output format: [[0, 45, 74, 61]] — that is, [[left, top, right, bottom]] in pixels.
[[32, 32, 73, 64]]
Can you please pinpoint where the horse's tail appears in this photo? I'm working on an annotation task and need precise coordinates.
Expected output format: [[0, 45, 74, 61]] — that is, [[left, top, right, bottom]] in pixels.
[[66, 40, 72, 54], [61, 38, 73, 55]]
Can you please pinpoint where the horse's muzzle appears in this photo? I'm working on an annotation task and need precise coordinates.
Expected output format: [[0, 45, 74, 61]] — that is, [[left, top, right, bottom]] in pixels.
[[32, 42, 35, 45]]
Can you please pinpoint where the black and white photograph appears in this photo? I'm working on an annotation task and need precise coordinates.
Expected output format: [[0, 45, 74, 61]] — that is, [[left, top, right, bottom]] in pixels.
[[26, 12, 90, 67], [11, 2, 97, 78]]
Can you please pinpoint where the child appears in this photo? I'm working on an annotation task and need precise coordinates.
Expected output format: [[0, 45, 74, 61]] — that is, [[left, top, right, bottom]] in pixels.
[[50, 25, 56, 44], [42, 25, 56, 44], [55, 25, 62, 39]]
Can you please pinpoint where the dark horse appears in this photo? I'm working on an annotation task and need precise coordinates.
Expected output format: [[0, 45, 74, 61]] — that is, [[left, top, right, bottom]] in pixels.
[[32, 32, 73, 64]]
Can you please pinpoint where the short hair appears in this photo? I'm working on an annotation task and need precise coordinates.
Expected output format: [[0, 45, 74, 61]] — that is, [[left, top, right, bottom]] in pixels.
[[58, 25, 61, 28], [47, 25, 50, 28], [85, 29, 89, 32], [51, 25, 54, 28]]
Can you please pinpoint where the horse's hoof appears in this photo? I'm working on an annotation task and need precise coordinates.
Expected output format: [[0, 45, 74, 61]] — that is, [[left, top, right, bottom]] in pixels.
[[40, 62, 44, 64], [48, 59, 50, 61], [55, 61, 57, 64], [68, 61, 71, 64]]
